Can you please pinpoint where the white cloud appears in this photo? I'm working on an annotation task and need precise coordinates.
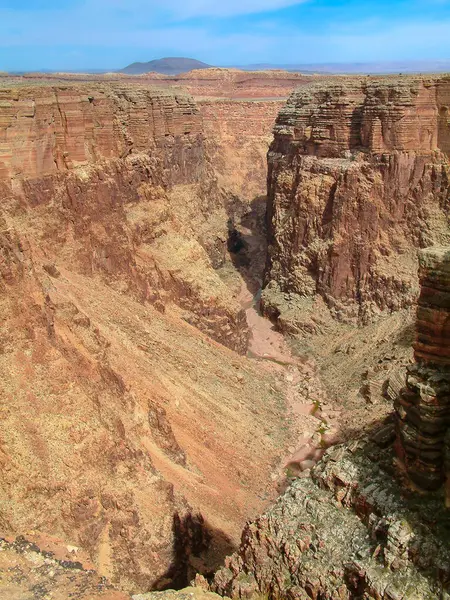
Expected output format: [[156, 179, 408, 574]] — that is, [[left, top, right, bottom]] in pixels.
[[1, 0, 450, 69], [101, 0, 308, 18], [161, 0, 307, 18]]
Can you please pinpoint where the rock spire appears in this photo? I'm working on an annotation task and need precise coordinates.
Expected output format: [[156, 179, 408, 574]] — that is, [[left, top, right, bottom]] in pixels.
[[395, 247, 450, 491]]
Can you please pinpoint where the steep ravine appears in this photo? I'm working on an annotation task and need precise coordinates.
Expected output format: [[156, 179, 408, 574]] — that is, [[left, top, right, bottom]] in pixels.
[[223, 202, 342, 489], [0, 82, 300, 592], [2, 74, 450, 600], [212, 247, 450, 600], [1, 79, 338, 596], [210, 75, 450, 600]]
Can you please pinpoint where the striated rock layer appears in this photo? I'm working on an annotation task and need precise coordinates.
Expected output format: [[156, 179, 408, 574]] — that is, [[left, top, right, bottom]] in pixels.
[[263, 76, 450, 325], [0, 84, 247, 352], [0, 84, 292, 591], [395, 246, 450, 491], [0, 85, 201, 180]]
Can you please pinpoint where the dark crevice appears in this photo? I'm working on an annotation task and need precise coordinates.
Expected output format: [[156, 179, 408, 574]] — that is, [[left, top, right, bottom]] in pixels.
[[226, 195, 268, 297]]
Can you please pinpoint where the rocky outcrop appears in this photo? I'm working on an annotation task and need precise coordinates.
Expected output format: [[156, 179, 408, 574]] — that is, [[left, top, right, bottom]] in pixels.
[[213, 437, 450, 599], [263, 77, 450, 326], [212, 246, 450, 599], [395, 246, 450, 491], [0, 536, 223, 600], [0, 537, 129, 600], [133, 586, 223, 600]]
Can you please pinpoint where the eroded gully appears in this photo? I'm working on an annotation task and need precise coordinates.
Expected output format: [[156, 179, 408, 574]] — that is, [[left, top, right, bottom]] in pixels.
[[232, 217, 342, 484]]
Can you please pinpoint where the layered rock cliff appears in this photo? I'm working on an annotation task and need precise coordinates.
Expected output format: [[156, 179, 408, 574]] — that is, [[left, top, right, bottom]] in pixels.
[[0, 84, 293, 592], [0, 85, 201, 180], [395, 246, 450, 491], [0, 84, 247, 351], [263, 77, 450, 326]]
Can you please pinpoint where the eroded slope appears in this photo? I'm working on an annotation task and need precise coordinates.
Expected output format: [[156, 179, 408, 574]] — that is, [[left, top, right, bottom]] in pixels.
[[0, 84, 293, 592]]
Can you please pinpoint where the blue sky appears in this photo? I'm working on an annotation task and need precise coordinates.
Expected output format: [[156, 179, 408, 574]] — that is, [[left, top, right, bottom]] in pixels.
[[1, 0, 450, 71]]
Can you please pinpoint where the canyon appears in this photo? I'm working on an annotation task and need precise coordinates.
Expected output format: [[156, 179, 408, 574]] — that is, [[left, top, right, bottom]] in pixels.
[[0, 70, 449, 599], [0, 72, 307, 593]]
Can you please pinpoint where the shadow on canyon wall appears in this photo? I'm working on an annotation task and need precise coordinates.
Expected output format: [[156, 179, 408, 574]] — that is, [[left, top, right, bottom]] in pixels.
[[350, 105, 364, 150], [152, 512, 236, 591], [227, 195, 268, 297]]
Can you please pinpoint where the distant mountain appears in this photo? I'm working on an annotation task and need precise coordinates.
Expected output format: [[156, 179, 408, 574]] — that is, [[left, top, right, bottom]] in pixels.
[[119, 57, 211, 75]]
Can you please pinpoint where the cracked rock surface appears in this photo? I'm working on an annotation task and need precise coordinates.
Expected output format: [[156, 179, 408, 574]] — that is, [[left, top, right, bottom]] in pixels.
[[213, 437, 450, 599]]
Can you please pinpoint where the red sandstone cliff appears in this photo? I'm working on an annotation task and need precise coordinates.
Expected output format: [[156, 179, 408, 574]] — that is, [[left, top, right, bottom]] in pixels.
[[0, 84, 291, 591], [263, 77, 450, 326], [0, 84, 248, 351], [395, 247, 450, 491], [199, 99, 284, 203], [0, 85, 202, 179]]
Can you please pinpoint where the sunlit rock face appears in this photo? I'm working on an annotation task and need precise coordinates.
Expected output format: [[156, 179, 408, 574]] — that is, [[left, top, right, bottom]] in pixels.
[[0, 84, 250, 352], [0, 85, 203, 180], [264, 76, 450, 326], [395, 247, 450, 491]]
